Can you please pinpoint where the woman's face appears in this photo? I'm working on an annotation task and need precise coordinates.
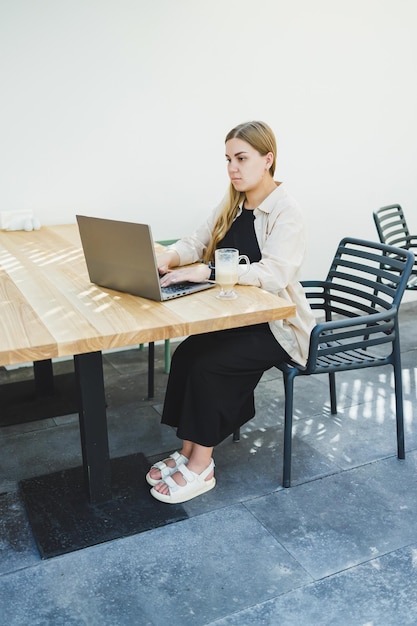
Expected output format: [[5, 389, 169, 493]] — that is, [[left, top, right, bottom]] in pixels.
[[225, 137, 273, 193]]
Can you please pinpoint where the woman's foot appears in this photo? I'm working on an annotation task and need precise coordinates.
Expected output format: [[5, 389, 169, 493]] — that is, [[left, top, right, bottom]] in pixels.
[[145, 451, 188, 486], [150, 459, 215, 504]]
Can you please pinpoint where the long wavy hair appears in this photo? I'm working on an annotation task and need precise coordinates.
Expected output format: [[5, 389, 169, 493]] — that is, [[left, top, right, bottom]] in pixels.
[[203, 121, 277, 263]]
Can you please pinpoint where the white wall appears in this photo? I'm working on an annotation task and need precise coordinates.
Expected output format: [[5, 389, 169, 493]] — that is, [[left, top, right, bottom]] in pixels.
[[1, 0, 416, 289]]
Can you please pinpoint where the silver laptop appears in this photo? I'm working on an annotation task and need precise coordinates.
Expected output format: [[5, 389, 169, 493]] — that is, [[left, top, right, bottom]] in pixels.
[[76, 215, 214, 301]]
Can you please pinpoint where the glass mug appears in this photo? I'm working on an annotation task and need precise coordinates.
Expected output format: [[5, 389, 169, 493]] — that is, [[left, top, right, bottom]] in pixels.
[[214, 248, 250, 300]]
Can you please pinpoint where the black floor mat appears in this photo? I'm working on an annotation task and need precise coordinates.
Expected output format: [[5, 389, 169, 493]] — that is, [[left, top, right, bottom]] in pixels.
[[19, 453, 188, 559]]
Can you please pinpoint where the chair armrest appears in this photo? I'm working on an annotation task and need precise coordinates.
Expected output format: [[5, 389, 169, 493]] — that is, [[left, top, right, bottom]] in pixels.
[[301, 280, 328, 289]]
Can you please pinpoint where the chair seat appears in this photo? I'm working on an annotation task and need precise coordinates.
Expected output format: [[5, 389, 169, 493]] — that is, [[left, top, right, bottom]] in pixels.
[[316, 345, 387, 370], [280, 343, 388, 373]]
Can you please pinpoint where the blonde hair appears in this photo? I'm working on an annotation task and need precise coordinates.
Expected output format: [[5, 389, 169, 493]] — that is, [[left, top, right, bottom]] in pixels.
[[204, 121, 277, 263]]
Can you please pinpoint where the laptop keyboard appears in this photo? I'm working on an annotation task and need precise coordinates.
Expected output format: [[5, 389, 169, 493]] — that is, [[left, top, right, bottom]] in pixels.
[[160, 281, 214, 300], [161, 282, 196, 295]]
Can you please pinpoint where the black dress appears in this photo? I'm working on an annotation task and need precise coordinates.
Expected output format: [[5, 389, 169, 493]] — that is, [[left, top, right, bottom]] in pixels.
[[161, 209, 289, 447]]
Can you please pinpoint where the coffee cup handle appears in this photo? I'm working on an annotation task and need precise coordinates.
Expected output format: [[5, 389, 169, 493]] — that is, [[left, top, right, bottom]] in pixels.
[[238, 254, 250, 277]]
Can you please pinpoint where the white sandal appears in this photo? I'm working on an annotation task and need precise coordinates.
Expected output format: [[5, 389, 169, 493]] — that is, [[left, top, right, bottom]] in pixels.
[[150, 459, 215, 504], [145, 451, 188, 486]]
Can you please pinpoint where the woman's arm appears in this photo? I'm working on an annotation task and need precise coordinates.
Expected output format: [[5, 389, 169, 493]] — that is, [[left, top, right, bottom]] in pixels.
[[156, 249, 180, 273]]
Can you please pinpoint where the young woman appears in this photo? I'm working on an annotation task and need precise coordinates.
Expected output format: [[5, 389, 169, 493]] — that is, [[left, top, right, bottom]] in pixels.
[[146, 121, 315, 504]]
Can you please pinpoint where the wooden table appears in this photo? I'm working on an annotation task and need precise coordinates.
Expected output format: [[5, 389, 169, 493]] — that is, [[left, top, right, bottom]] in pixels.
[[0, 225, 296, 503]]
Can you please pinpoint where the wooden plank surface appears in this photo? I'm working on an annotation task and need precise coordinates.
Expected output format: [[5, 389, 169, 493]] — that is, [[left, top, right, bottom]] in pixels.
[[0, 225, 296, 366]]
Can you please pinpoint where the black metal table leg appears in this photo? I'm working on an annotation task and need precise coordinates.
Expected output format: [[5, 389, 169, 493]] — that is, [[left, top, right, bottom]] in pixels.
[[74, 351, 111, 503], [20, 348, 188, 558], [33, 359, 55, 396]]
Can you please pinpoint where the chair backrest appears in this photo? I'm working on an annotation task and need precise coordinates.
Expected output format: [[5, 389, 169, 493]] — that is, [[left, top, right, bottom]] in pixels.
[[373, 204, 410, 249], [303, 237, 414, 321], [300, 238, 414, 372]]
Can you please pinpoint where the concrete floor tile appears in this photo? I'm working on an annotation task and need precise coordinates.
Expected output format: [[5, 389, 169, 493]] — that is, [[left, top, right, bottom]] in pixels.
[[291, 396, 416, 470], [0, 506, 312, 626], [106, 403, 179, 458], [209, 543, 417, 626], [0, 422, 84, 489], [245, 451, 417, 580], [0, 492, 39, 575]]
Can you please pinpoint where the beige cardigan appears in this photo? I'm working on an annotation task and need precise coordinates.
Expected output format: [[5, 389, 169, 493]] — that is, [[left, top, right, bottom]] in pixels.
[[170, 183, 316, 366]]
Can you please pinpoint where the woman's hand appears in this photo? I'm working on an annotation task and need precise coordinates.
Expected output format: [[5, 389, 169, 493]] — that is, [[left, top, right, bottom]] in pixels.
[[159, 264, 211, 287]]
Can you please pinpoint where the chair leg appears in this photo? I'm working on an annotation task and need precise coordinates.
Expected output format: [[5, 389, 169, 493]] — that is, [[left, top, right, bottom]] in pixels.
[[233, 428, 240, 442], [392, 345, 405, 459], [283, 371, 296, 488], [147, 342, 155, 399], [329, 372, 337, 414], [164, 339, 171, 374]]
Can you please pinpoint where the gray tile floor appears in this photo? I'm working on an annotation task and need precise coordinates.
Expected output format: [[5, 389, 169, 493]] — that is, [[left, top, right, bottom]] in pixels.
[[0, 303, 416, 625]]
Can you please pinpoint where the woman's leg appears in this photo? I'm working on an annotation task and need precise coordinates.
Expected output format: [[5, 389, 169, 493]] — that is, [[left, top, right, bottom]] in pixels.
[[148, 325, 289, 497], [161, 325, 289, 446]]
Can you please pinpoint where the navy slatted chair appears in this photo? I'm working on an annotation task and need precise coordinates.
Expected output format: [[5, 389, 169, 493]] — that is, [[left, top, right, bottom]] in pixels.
[[279, 237, 414, 487], [373, 204, 417, 290]]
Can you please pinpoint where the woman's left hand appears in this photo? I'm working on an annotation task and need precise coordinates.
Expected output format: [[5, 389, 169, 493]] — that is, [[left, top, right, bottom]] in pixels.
[[159, 264, 211, 287]]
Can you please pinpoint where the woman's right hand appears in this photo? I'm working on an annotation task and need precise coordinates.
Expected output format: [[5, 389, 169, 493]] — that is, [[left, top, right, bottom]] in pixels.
[[159, 264, 211, 286], [156, 249, 180, 274]]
